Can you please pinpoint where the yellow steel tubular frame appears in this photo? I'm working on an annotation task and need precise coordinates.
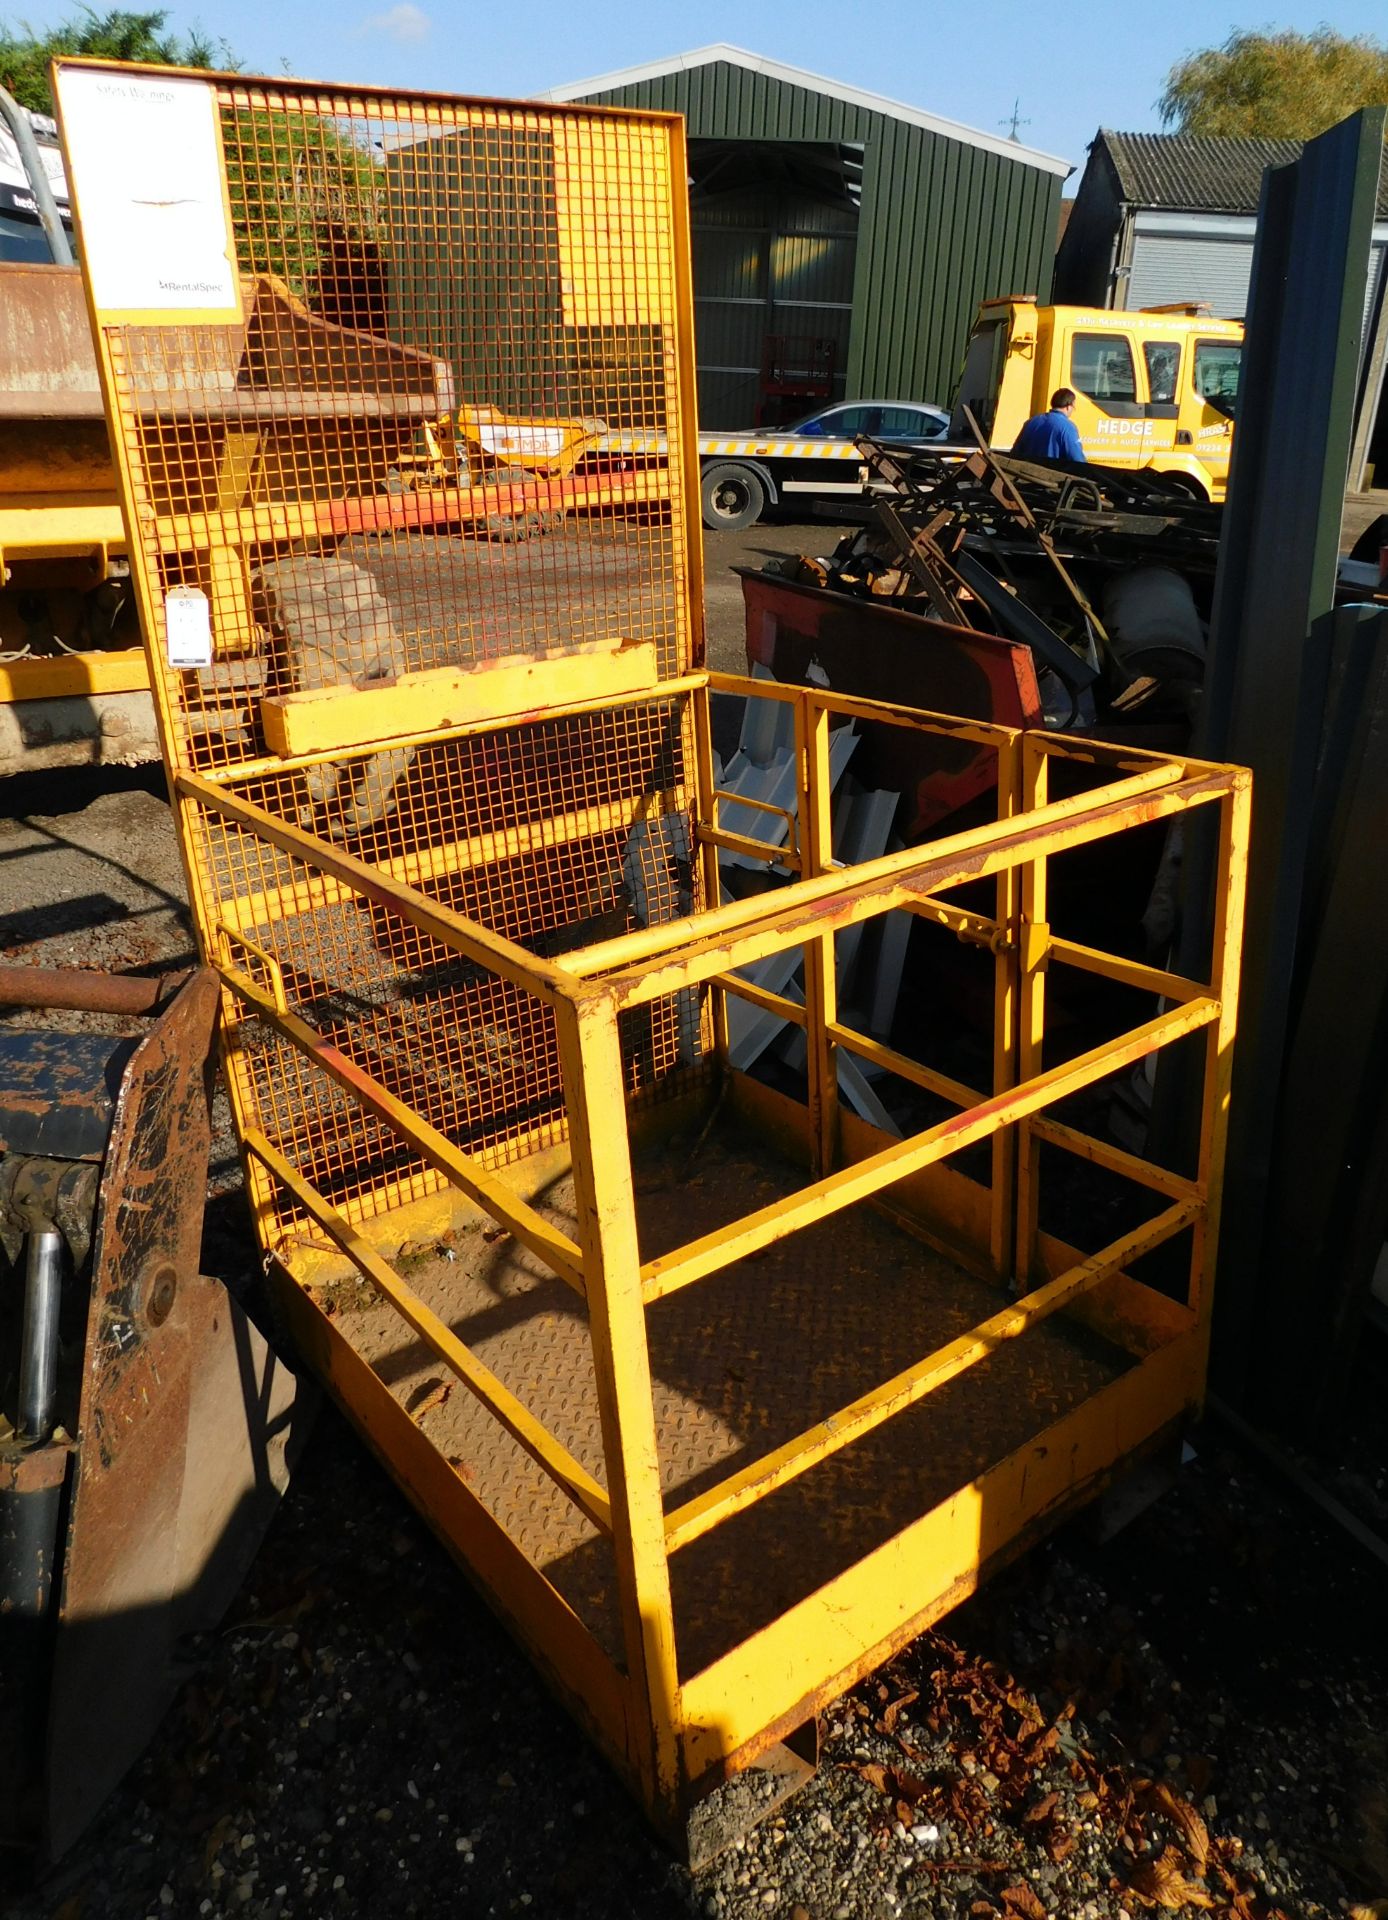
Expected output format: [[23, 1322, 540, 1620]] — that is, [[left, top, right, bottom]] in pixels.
[[56, 57, 1250, 1848], [168, 688, 1248, 1826]]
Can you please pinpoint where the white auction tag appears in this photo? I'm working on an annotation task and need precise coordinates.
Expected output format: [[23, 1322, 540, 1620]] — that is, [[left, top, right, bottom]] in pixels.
[[164, 587, 213, 668]]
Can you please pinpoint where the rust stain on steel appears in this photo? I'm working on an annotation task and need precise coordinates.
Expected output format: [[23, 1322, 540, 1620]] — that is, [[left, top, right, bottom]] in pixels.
[[0, 1030, 139, 1160], [40, 966, 222, 1857], [0, 1443, 71, 1497]]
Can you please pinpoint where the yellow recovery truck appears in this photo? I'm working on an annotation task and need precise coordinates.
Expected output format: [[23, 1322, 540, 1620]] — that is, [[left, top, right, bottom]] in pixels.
[[951, 296, 1244, 500]]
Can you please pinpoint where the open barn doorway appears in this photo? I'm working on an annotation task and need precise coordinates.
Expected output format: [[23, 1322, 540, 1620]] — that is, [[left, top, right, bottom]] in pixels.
[[687, 138, 862, 429]]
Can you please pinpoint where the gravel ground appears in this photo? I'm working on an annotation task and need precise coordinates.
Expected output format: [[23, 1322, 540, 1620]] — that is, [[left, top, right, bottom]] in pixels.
[[2, 524, 1386, 1920]]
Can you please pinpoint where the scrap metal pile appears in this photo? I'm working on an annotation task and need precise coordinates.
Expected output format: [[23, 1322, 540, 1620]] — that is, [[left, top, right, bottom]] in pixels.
[[772, 420, 1226, 741]]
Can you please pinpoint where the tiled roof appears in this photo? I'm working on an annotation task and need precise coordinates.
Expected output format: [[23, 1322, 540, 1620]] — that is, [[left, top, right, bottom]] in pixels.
[[1098, 128, 1388, 218]]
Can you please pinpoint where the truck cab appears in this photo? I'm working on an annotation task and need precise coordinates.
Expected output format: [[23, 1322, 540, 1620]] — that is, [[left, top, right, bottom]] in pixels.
[[952, 297, 1243, 500]]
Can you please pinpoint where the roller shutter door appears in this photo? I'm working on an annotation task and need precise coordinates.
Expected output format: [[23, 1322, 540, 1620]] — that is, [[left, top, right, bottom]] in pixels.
[[1128, 228, 1253, 319]]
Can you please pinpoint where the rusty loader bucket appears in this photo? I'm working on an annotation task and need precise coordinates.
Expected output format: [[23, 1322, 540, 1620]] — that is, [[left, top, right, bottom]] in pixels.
[[55, 60, 1250, 1859], [0, 967, 303, 1861]]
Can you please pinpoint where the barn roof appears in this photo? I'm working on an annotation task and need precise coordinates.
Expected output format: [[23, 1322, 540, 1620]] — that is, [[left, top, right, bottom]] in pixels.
[[538, 44, 1072, 175]]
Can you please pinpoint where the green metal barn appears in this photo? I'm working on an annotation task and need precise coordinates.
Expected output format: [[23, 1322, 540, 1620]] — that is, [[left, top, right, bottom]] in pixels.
[[538, 45, 1070, 428]]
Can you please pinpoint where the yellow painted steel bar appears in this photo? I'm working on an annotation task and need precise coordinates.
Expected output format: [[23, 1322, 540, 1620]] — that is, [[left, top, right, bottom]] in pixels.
[[565, 761, 1192, 982], [1189, 772, 1253, 1323], [557, 997, 683, 1812], [598, 770, 1232, 1011], [705, 669, 1009, 750], [221, 789, 684, 939], [706, 786, 801, 861], [1014, 737, 1049, 1286], [823, 1018, 981, 1112], [697, 826, 800, 870], [641, 996, 1218, 1302], [177, 770, 577, 1008], [1028, 727, 1235, 782], [904, 895, 1004, 946], [1028, 1113, 1201, 1202], [690, 685, 728, 1065], [677, 1333, 1199, 1773], [667, 108, 708, 682], [663, 1194, 1200, 1552], [217, 970, 586, 1291], [260, 644, 660, 758], [242, 1127, 613, 1533], [265, 1265, 631, 1774], [1047, 934, 1208, 1003], [721, 972, 809, 1029], [990, 733, 1023, 1278], [209, 675, 708, 788], [799, 698, 839, 1174], [0, 494, 122, 539], [0, 648, 149, 702]]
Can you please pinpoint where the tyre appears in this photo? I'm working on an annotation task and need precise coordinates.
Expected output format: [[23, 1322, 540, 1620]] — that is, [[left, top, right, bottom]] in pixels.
[[1158, 472, 1211, 503], [700, 462, 767, 531]]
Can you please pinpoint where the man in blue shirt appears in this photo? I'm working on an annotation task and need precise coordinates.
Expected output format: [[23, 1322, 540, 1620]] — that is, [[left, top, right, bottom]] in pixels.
[[1013, 387, 1086, 462]]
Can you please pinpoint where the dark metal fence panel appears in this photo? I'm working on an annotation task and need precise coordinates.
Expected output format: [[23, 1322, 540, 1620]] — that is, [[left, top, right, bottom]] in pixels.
[[1191, 108, 1387, 1407], [1259, 607, 1388, 1436]]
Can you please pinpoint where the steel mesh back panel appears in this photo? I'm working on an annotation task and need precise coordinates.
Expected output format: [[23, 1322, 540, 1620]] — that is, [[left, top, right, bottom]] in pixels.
[[56, 66, 702, 1225]]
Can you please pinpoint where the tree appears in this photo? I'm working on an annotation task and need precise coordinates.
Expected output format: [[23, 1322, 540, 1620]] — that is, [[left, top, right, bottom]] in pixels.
[[0, 8, 234, 113], [0, 9, 380, 301], [1159, 27, 1388, 140]]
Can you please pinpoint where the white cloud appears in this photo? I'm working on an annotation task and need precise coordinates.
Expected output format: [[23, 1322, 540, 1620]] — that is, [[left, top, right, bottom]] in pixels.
[[359, 3, 430, 42]]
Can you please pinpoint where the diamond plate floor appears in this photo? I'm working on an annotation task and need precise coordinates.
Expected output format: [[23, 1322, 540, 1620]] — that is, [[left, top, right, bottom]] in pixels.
[[318, 1124, 1133, 1677]]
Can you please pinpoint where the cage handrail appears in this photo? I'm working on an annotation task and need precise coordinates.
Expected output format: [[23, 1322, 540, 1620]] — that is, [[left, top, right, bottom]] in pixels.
[[585, 769, 1233, 1011], [1048, 934, 1209, 1004], [719, 972, 809, 1030], [640, 996, 1219, 1303], [1028, 1114, 1202, 1202], [244, 1127, 613, 1535], [823, 1017, 982, 1112], [563, 761, 1189, 983], [662, 1195, 1201, 1553], [706, 669, 1012, 750]]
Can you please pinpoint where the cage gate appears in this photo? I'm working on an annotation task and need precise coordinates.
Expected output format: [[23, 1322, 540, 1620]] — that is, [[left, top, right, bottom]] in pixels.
[[55, 60, 1250, 1856]]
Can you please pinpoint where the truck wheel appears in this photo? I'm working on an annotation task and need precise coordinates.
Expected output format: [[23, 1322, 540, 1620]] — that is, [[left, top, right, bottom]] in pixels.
[[1160, 473, 1211, 503], [701, 463, 766, 531]]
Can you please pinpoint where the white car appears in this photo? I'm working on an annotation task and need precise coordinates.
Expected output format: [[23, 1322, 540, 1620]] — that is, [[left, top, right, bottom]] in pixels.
[[783, 399, 952, 448]]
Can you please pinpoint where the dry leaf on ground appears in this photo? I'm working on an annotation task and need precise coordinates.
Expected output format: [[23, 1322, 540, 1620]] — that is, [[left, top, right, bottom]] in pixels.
[[999, 1881, 1048, 1920], [1128, 1843, 1216, 1910]]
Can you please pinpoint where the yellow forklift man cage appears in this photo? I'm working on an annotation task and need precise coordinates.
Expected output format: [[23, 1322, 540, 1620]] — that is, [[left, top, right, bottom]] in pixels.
[[55, 58, 1249, 1855]]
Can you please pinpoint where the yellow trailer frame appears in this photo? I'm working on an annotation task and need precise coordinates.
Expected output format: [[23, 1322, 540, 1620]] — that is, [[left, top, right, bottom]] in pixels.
[[55, 58, 1250, 1856]]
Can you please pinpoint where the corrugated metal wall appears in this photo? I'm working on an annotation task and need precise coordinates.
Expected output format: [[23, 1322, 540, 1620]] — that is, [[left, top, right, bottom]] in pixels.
[[567, 62, 1062, 410]]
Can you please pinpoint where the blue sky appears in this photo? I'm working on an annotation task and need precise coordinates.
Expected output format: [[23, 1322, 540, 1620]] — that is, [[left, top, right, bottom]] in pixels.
[[18, 0, 1388, 177]]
